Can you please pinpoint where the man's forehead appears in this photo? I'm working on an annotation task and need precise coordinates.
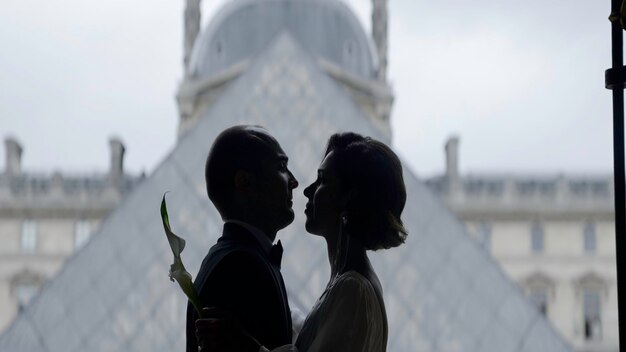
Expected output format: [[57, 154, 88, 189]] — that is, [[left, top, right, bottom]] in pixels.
[[258, 148, 288, 167], [267, 145, 288, 161], [246, 129, 287, 160], [245, 126, 277, 145]]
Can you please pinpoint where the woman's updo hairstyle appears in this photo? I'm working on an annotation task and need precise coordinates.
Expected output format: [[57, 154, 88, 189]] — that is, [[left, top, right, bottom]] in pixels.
[[325, 132, 408, 250]]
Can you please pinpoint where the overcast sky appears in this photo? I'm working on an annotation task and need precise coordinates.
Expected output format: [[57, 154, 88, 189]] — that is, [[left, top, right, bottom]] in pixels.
[[0, 0, 616, 178]]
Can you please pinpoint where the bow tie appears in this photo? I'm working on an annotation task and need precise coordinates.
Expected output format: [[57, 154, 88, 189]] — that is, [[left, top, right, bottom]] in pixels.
[[269, 240, 283, 268]]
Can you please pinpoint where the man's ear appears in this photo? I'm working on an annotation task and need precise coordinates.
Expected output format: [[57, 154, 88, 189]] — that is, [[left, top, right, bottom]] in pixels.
[[234, 170, 255, 193]]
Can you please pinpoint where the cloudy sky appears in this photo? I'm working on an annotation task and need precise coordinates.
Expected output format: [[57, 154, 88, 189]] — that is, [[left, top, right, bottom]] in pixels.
[[0, 0, 615, 178]]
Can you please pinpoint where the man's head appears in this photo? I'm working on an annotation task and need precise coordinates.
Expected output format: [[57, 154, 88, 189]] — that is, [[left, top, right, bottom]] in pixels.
[[205, 125, 298, 237]]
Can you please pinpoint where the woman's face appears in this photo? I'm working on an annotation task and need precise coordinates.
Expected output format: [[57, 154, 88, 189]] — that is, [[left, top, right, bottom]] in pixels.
[[303, 151, 344, 236]]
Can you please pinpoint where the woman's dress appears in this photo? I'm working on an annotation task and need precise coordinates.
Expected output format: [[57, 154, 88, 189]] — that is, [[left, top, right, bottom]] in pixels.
[[262, 270, 385, 352]]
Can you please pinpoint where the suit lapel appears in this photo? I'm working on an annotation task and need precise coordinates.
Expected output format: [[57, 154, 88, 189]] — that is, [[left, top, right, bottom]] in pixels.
[[223, 223, 292, 336], [199, 222, 292, 339]]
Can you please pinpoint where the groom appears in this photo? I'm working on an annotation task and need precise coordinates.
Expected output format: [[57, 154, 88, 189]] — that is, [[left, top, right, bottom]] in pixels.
[[186, 125, 299, 351]]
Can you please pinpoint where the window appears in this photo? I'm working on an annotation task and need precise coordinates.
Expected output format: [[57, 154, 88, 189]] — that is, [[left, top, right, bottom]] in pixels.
[[74, 220, 92, 250], [343, 40, 357, 66], [486, 182, 504, 196], [475, 222, 491, 252], [575, 273, 606, 341], [15, 283, 39, 310], [583, 290, 602, 340], [214, 41, 224, 61], [538, 182, 556, 196], [531, 223, 544, 253], [591, 182, 609, 196], [21, 220, 37, 253], [583, 223, 596, 253], [11, 271, 44, 311], [529, 288, 549, 316], [524, 273, 554, 317]]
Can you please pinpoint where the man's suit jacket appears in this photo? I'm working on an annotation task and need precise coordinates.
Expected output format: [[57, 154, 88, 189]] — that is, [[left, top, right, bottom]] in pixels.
[[186, 222, 292, 351]]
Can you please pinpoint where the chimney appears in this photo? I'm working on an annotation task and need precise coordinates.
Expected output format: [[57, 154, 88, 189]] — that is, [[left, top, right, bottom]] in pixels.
[[445, 136, 460, 190], [4, 137, 23, 176], [372, 0, 388, 81], [109, 137, 125, 181]]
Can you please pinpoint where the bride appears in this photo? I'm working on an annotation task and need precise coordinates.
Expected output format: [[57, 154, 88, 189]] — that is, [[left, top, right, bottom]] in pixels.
[[197, 132, 408, 352]]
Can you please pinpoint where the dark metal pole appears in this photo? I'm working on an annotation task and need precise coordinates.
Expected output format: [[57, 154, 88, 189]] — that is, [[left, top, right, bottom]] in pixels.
[[607, 0, 626, 348]]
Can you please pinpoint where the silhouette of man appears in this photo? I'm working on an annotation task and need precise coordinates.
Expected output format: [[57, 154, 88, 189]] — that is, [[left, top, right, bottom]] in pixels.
[[186, 125, 298, 352]]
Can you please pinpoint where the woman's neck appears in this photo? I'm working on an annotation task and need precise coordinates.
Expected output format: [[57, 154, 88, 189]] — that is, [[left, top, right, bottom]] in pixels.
[[325, 231, 370, 279]]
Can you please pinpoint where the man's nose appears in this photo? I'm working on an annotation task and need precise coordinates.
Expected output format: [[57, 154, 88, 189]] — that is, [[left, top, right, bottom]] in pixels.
[[289, 174, 298, 189]]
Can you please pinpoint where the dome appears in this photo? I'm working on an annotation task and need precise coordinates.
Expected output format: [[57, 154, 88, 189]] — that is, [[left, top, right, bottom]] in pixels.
[[188, 0, 378, 80]]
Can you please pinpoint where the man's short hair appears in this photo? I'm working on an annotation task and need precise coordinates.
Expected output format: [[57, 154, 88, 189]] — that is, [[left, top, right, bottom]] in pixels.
[[205, 125, 277, 217]]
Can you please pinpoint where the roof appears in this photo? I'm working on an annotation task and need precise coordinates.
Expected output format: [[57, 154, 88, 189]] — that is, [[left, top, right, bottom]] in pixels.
[[0, 33, 570, 352]]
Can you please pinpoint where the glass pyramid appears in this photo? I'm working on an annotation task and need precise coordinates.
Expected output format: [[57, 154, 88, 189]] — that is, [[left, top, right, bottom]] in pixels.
[[0, 30, 570, 352]]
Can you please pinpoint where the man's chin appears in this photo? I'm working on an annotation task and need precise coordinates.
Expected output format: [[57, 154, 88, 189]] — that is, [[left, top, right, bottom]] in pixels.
[[277, 210, 295, 230]]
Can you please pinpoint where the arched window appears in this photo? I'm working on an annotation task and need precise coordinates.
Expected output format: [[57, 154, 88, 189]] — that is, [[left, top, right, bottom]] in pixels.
[[529, 288, 549, 316], [11, 270, 45, 311], [15, 284, 39, 311], [523, 272, 554, 317], [575, 272, 607, 342], [583, 290, 602, 340]]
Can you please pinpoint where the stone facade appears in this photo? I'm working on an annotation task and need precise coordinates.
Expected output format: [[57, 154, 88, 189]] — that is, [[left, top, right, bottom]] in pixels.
[[0, 137, 143, 333], [426, 137, 618, 352]]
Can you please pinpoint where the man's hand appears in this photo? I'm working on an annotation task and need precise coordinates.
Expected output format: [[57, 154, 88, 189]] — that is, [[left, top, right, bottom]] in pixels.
[[195, 307, 261, 352]]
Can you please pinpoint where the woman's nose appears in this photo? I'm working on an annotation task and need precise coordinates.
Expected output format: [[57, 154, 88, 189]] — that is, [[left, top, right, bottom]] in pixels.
[[303, 183, 312, 197]]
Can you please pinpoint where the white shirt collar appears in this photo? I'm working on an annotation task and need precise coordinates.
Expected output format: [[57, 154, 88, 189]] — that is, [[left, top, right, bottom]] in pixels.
[[226, 220, 273, 254]]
